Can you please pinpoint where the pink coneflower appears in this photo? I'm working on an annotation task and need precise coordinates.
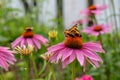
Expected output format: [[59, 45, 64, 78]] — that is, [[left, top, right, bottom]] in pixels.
[[0, 46, 16, 71], [81, 5, 107, 15], [45, 24, 104, 69], [82, 24, 111, 36], [75, 75, 93, 80], [12, 27, 48, 50]]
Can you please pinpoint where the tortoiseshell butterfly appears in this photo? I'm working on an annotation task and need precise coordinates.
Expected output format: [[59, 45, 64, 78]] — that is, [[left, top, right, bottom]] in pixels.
[[64, 24, 82, 37]]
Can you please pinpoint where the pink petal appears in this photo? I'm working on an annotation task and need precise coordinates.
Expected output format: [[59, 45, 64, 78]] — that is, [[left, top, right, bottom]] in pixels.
[[75, 50, 85, 66], [47, 43, 65, 53], [62, 57, 69, 68], [81, 48, 103, 62], [62, 48, 73, 61], [56, 48, 67, 62], [80, 9, 91, 15], [62, 52, 76, 68], [0, 47, 9, 49], [0, 50, 14, 57], [50, 52, 59, 63], [0, 56, 9, 71], [90, 31, 99, 36], [34, 34, 48, 45], [20, 38, 25, 47], [0, 54, 15, 65], [90, 59, 99, 68], [91, 10, 101, 15], [69, 52, 76, 64], [12, 36, 23, 48], [87, 58, 99, 68], [83, 42, 105, 53], [32, 38, 41, 49], [97, 5, 107, 10], [26, 38, 33, 45]]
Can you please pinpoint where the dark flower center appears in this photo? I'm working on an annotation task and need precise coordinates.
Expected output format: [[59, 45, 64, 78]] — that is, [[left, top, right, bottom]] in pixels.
[[64, 37, 83, 49], [93, 26, 102, 32], [22, 27, 34, 38], [89, 5, 97, 10]]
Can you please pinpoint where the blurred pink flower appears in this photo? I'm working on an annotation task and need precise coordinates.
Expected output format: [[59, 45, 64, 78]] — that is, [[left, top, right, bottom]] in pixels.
[[12, 27, 48, 50], [45, 25, 104, 69], [72, 19, 89, 25], [82, 24, 111, 36], [75, 75, 93, 80], [0, 46, 16, 71], [81, 5, 107, 15]]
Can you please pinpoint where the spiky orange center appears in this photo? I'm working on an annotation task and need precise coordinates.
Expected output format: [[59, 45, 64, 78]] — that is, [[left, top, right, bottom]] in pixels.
[[93, 26, 102, 32], [64, 36, 83, 49], [22, 28, 34, 38], [89, 5, 96, 10]]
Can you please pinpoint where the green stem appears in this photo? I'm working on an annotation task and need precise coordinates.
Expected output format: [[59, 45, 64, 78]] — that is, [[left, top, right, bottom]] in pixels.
[[25, 56, 30, 80], [30, 53, 38, 78], [49, 64, 56, 80], [72, 61, 75, 80], [98, 34, 103, 46], [38, 60, 47, 76]]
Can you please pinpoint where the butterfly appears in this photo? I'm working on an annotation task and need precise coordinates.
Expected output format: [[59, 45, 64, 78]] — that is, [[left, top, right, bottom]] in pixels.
[[64, 24, 82, 37]]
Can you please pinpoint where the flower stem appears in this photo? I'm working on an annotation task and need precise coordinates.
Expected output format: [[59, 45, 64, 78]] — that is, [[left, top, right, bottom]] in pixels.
[[30, 53, 38, 78], [38, 60, 47, 76], [49, 64, 56, 80], [98, 34, 103, 45], [25, 56, 30, 80], [72, 61, 75, 80]]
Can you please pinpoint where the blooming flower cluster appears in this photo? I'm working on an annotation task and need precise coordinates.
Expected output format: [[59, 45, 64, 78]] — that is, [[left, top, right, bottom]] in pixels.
[[0, 3, 112, 80], [45, 24, 104, 69]]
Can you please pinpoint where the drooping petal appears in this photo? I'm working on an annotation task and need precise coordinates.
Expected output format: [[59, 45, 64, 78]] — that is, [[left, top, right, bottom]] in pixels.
[[12, 36, 23, 48], [75, 50, 85, 66], [62, 48, 73, 61], [69, 52, 76, 64], [26, 38, 33, 45], [87, 58, 99, 68], [62, 52, 76, 68], [83, 42, 105, 53], [34, 34, 48, 45], [56, 48, 68, 62], [81, 48, 103, 62], [32, 38, 41, 49], [0, 53, 15, 64], [47, 43, 65, 53], [62, 57, 69, 68], [50, 53, 58, 63], [0, 56, 9, 71], [20, 38, 25, 47]]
